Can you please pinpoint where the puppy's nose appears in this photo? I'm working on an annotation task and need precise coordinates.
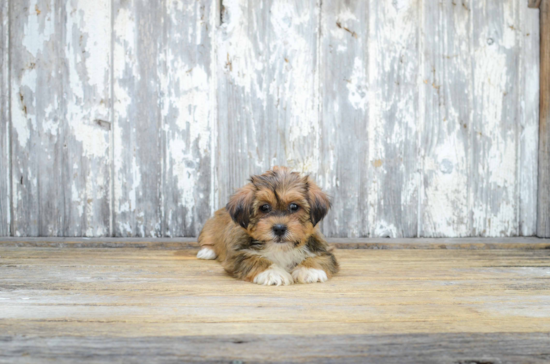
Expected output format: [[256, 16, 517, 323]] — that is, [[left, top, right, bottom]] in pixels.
[[272, 224, 287, 237]]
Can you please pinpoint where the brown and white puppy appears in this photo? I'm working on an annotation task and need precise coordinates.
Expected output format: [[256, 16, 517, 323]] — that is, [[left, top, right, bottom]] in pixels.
[[197, 166, 339, 286]]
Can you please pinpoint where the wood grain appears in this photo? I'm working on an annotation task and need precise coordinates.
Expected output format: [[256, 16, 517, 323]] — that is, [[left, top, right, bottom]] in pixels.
[[419, 0, 471, 237], [318, 0, 369, 237], [0, 0, 8, 236], [161, 0, 217, 237], [113, 0, 216, 238], [112, 0, 163, 237], [471, 0, 523, 236], [367, 0, 419, 237], [1, 333, 550, 363], [216, 0, 321, 208], [539, 0, 550, 237], [10, 0, 112, 236], [1, 247, 550, 362]]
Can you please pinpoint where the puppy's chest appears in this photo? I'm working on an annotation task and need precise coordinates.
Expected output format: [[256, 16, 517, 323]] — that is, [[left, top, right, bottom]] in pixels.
[[257, 245, 313, 271]]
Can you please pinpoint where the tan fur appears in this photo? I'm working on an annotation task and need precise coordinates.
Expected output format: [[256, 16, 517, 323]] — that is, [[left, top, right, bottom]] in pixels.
[[197, 166, 339, 285]]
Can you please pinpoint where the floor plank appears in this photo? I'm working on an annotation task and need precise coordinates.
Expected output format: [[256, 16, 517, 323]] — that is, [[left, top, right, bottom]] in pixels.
[[1, 247, 549, 362]]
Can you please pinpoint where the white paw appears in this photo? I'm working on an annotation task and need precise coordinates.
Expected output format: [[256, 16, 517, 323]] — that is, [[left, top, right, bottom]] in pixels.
[[253, 265, 294, 286], [197, 248, 217, 260], [292, 267, 328, 284]]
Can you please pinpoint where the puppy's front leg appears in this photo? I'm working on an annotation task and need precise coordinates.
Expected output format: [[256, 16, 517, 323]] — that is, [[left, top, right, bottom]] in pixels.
[[292, 253, 339, 284], [223, 252, 294, 286]]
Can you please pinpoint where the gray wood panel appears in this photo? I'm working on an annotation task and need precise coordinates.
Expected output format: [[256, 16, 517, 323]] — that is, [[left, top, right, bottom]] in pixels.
[[470, 0, 528, 236], [538, 0, 550, 237], [112, 0, 216, 237], [420, 0, 472, 237], [216, 0, 321, 207], [318, 0, 369, 238], [0, 0, 9, 236], [367, 0, 419, 237], [161, 0, 217, 237], [10, 0, 111, 236], [112, 0, 163, 237]]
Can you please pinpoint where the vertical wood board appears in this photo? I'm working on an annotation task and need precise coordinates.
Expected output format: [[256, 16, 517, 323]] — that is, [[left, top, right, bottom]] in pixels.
[[113, 0, 163, 237], [419, 0, 472, 237], [367, 0, 419, 237], [518, 2, 540, 236], [161, 0, 217, 237], [470, 0, 521, 236], [10, 0, 111, 236], [318, 0, 369, 237]]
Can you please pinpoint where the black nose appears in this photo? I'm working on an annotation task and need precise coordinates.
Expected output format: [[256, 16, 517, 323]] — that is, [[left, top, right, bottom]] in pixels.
[[272, 224, 287, 237]]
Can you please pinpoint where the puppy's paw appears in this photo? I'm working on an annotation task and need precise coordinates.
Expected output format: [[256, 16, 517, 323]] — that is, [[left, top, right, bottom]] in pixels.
[[197, 247, 217, 260], [253, 265, 293, 286], [292, 267, 328, 284]]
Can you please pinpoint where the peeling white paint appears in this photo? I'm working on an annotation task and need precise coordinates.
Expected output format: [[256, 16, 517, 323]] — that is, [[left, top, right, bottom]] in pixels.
[[3, 0, 540, 238], [346, 57, 367, 111]]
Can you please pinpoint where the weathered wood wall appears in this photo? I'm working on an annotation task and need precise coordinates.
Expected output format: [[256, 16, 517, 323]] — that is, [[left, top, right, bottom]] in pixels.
[[0, 0, 542, 238]]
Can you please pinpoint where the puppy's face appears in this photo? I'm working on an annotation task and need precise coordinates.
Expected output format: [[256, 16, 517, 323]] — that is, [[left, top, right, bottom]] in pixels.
[[226, 167, 330, 248]]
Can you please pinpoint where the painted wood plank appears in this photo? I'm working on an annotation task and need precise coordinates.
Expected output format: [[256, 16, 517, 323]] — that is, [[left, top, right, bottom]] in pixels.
[[518, 2, 540, 236], [538, 0, 550, 237], [419, 1, 471, 237], [470, 0, 522, 236], [161, 0, 217, 237], [0, 0, 9, 236], [318, 0, 369, 237], [10, 0, 111, 236], [112, 0, 163, 237], [419, 1, 472, 237], [216, 0, 321, 207], [367, 0, 419, 237]]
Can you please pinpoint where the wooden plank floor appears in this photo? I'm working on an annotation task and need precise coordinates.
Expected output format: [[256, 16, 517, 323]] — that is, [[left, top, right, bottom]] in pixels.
[[1, 246, 550, 363]]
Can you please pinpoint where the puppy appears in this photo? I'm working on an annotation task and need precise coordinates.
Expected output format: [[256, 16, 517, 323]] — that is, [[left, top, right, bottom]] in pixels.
[[197, 166, 339, 286]]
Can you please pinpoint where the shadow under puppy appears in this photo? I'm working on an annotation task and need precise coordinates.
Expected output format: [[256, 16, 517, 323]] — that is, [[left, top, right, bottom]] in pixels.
[[197, 166, 339, 286]]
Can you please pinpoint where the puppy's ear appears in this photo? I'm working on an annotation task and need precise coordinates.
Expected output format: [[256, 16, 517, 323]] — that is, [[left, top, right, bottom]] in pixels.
[[226, 184, 256, 228], [305, 177, 331, 227]]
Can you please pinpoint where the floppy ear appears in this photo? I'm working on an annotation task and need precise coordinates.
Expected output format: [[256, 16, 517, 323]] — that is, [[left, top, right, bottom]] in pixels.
[[226, 184, 256, 228], [305, 177, 331, 227]]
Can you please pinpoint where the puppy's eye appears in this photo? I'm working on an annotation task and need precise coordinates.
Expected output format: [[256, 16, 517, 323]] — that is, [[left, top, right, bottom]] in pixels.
[[260, 204, 271, 213], [289, 203, 299, 212]]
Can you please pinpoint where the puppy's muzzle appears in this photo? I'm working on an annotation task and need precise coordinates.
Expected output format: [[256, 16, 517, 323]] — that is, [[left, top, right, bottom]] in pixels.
[[272, 224, 287, 237]]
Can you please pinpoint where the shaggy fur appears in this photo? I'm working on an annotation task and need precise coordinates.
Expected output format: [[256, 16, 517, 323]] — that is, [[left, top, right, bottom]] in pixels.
[[197, 166, 339, 286]]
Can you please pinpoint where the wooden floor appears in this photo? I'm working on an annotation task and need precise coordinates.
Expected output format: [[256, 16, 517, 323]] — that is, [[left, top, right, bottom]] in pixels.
[[1, 244, 550, 363]]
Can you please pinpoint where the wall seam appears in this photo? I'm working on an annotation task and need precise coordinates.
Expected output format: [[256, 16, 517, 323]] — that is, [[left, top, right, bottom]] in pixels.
[[416, 0, 424, 238], [109, 0, 115, 237], [160, 0, 166, 237], [7, 0, 12, 236], [210, 0, 221, 217], [516, 0, 522, 236]]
